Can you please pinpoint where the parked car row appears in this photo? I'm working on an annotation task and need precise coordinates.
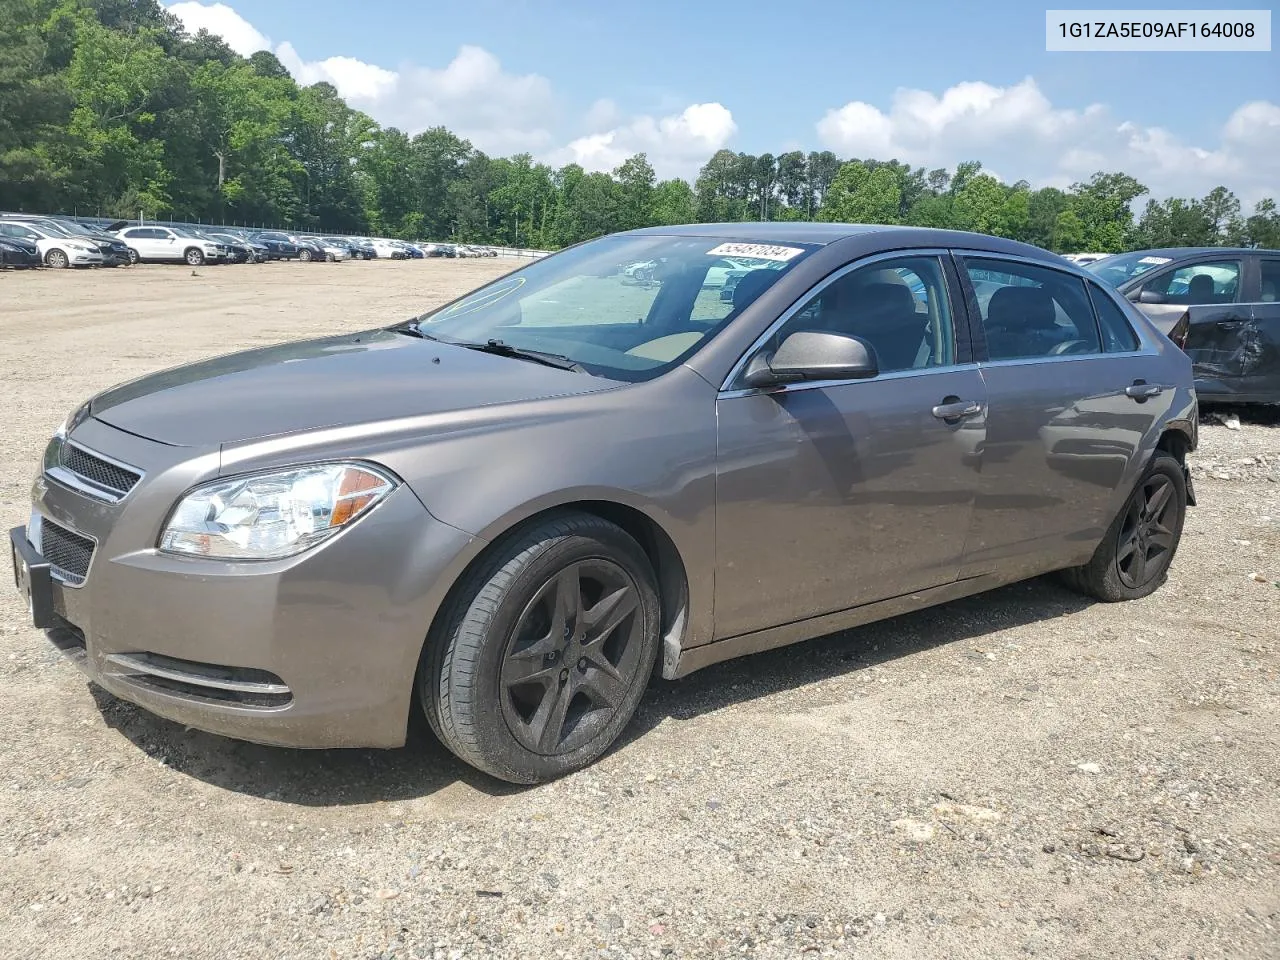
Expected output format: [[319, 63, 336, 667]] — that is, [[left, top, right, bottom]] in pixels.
[[0, 212, 502, 269]]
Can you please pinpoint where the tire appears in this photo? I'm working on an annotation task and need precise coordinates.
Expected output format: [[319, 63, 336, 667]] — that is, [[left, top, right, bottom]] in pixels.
[[420, 512, 661, 784], [325, 252, 335, 262], [184, 247, 205, 266], [46, 248, 69, 269], [299, 248, 313, 262], [1059, 454, 1187, 602], [127, 248, 140, 265]]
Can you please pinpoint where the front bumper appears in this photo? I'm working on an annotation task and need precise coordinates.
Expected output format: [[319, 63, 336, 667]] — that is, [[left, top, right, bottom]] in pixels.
[[15, 419, 480, 748]]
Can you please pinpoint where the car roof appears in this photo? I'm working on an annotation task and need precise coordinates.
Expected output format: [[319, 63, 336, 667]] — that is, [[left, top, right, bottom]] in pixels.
[[618, 221, 1067, 261], [1109, 246, 1280, 259]]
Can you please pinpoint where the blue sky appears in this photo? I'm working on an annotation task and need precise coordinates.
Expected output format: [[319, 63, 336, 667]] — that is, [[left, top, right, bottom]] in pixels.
[[167, 0, 1279, 203]]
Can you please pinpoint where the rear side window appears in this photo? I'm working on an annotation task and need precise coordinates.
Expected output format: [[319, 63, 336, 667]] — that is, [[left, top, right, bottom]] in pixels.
[[1260, 260, 1280, 303], [964, 258, 1102, 361], [1086, 282, 1140, 352]]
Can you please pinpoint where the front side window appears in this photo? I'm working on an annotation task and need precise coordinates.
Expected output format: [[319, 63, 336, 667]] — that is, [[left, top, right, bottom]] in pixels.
[[1141, 260, 1241, 305], [964, 258, 1102, 361], [413, 236, 815, 381], [759, 255, 956, 374]]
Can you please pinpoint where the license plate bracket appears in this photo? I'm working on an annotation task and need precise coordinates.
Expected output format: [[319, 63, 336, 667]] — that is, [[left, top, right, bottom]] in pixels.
[[10, 525, 55, 629]]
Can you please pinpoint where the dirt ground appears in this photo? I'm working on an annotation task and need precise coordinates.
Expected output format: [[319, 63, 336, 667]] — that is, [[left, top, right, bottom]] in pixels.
[[1, 261, 1277, 960]]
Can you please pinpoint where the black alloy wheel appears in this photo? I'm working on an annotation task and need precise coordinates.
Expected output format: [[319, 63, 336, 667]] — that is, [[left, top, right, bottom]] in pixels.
[[1115, 472, 1178, 589]]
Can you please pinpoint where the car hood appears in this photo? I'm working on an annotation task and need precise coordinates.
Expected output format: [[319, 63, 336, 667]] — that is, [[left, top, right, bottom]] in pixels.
[[89, 329, 619, 447]]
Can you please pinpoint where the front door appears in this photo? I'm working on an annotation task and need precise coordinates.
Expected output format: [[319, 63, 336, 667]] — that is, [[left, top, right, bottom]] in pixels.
[[714, 253, 985, 640]]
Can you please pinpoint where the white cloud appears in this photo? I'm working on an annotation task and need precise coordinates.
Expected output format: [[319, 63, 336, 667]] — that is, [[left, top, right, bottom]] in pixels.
[[167, 1, 268, 57], [166, 4, 554, 155], [552, 102, 737, 179], [275, 42, 397, 102], [817, 77, 1278, 204]]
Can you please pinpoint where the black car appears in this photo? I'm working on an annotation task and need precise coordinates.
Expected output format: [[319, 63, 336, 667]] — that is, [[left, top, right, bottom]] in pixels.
[[211, 232, 270, 263], [252, 232, 304, 260], [292, 236, 330, 263], [1088, 247, 1280, 405], [0, 236, 41, 268], [61, 219, 132, 266]]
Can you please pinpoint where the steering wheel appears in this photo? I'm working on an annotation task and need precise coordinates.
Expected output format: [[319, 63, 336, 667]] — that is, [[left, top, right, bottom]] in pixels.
[[1049, 339, 1093, 356]]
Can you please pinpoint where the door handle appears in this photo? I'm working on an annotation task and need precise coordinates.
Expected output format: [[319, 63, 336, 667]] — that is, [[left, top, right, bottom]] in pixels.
[[931, 399, 982, 421], [1215, 319, 1243, 329], [1124, 382, 1162, 401]]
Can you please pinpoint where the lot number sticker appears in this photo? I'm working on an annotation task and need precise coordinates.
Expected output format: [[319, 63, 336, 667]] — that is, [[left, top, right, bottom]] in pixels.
[[706, 243, 805, 262]]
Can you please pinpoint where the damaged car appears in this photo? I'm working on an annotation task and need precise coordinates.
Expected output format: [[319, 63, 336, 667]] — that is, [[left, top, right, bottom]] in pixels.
[[1088, 247, 1280, 404]]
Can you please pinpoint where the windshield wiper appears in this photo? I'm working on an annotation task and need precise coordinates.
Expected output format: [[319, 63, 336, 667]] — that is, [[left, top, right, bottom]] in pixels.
[[393, 323, 439, 340], [455, 338, 586, 372]]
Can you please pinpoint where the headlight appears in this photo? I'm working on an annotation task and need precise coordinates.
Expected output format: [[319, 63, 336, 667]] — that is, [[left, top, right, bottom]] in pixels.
[[159, 462, 396, 560]]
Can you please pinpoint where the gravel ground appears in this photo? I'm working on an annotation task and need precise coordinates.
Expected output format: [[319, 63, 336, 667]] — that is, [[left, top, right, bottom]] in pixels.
[[1, 262, 1277, 959]]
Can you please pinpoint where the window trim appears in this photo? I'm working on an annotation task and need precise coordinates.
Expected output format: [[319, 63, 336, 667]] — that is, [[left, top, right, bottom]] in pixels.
[[1133, 257, 1244, 306], [718, 247, 966, 394], [951, 248, 1159, 366]]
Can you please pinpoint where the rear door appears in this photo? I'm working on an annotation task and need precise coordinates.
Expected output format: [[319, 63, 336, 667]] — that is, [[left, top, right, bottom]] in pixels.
[[956, 253, 1166, 579]]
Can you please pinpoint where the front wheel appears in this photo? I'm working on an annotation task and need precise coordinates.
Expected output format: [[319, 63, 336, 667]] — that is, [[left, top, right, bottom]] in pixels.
[[184, 247, 205, 266], [127, 248, 140, 265], [45, 248, 69, 269], [1059, 454, 1187, 602], [420, 512, 661, 784], [299, 248, 313, 262]]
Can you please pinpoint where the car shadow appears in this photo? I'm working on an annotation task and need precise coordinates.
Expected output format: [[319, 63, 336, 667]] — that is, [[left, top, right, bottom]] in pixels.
[[88, 575, 1093, 805], [622, 574, 1093, 741]]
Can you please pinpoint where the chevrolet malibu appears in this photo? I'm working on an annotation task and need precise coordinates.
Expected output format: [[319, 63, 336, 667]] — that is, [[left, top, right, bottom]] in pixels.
[[11, 225, 1198, 783]]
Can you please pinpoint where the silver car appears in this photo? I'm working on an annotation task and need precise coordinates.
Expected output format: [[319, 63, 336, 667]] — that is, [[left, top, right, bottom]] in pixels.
[[11, 225, 1198, 783]]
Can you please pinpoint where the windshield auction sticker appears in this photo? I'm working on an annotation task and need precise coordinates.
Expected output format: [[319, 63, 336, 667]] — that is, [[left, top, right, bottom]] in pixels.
[[706, 243, 805, 262], [1046, 9, 1270, 50]]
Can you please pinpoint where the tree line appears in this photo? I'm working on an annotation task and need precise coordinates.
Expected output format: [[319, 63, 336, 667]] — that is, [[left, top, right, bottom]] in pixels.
[[3, 0, 1277, 252]]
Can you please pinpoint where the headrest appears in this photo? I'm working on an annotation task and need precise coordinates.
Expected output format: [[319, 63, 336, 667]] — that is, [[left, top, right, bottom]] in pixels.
[[732, 269, 779, 310], [1187, 274, 1215, 299], [987, 286, 1056, 331]]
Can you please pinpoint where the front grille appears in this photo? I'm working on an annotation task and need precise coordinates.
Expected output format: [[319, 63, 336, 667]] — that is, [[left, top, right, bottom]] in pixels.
[[61, 443, 141, 496], [40, 520, 95, 585]]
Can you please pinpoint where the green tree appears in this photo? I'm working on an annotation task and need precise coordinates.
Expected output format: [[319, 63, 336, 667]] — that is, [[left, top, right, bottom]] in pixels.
[[820, 161, 901, 224]]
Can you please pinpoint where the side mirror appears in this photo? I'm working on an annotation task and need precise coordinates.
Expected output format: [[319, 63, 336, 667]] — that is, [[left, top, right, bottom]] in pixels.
[[1138, 289, 1166, 305], [743, 331, 879, 389]]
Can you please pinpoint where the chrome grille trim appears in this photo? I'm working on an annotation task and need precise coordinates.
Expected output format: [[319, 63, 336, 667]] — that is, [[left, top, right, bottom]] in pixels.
[[45, 439, 143, 503], [104, 653, 293, 709]]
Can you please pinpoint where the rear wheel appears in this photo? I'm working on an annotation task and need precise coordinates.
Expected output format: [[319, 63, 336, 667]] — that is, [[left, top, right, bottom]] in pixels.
[[184, 247, 205, 266], [420, 512, 660, 784], [325, 252, 335, 262], [45, 248, 69, 269], [1059, 454, 1186, 601]]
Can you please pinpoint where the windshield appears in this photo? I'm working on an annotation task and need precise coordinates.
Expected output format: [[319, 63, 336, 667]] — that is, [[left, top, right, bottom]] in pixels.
[[411, 234, 814, 381], [1085, 251, 1174, 287]]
